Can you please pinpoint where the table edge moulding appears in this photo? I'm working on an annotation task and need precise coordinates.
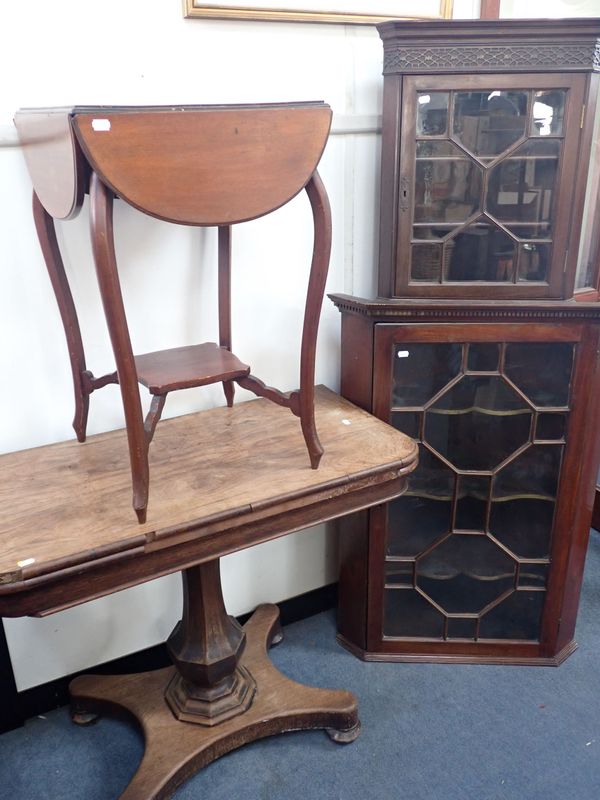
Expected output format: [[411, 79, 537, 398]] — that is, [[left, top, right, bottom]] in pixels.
[[0, 387, 418, 798]]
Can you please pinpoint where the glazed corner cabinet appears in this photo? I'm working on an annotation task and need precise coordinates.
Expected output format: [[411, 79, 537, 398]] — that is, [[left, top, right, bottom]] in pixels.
[[332, 18, 600, 665]]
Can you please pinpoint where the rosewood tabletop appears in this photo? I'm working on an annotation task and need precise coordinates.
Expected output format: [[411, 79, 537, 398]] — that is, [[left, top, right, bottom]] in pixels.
[[0, 387, 417, 618]]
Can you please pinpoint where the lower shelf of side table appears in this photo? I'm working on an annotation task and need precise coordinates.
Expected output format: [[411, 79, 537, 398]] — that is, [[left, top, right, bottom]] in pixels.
[[134, 342, 250, 394]]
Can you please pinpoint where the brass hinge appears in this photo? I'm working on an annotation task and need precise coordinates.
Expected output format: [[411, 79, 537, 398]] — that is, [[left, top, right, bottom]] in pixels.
[[581, 105, 586, 129]]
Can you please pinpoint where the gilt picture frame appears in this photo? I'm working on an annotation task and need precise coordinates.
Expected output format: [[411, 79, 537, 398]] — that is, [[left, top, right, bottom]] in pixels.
[[183, 1, 453, 24]]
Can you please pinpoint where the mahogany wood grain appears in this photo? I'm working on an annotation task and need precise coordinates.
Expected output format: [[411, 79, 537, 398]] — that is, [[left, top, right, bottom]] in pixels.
[[72, 105, 332, 226], [32, 191, 90, 442], [593, 489, 600, 531], [89, 172, 149, 523], [331, 295, 600, 664], [14, 109, 86, 220], [376, 19, 600, 301], [17, 103, 335, 521], [70, 604, 359, 800], [0, 387, 417, 616], [164, 563, 254, 725], [297, 172, 332, 468], [218, 225, 235, 408], [135, 343, 250, 394]]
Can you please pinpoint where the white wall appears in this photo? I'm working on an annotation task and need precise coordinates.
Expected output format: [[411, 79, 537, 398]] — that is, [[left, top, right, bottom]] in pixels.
[[0, 1, 391, 691], [5, 0, 588, 691]]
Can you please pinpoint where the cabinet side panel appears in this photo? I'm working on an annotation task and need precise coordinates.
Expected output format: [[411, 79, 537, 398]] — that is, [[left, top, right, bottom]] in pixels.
[[339, 313, 375, 412], [546, 324, 600, 653], [337, 510, 370, 651], [378, 75, 402, 298]]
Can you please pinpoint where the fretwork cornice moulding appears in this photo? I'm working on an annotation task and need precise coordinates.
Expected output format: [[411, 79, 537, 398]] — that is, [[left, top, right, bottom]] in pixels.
[[378, 18, 600, 74]]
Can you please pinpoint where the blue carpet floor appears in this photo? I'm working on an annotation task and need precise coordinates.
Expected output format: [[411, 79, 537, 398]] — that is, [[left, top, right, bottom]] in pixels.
[[1, 530, 599, 800]]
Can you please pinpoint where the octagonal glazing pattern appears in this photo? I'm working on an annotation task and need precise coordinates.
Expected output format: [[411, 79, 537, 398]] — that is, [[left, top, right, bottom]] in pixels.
[[417, 534, 516, 614], [452, 90, 528, 158], [384, 338, 574, 642], [424, 374, 532, 470], [408, 87, 565, 287]]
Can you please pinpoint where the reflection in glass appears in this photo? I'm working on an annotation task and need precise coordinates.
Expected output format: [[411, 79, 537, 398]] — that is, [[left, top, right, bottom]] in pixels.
[[479, 590, 545, 640], [414, 141, 482, 224], [493, 444, 562, 500], [417, 92, 449, 136], [385, 561, 414, 587], [387, 448, 455, 557], [518, 563, 549, 589], [447, 618, 477, 639], [455, 475, 490, 530], [413, 225, 456, 241], [417, 534, 515, 614], [531, 90, 566, 136], [411, 243, 442, 281], [486, 140, 559, 230], [392, 343, 462, 407], [536, 413, 567, 441], [424, 376, 532, 471], [442, 220, 517, 282], [391, 411, 421, 439], [518, 243, 551, 282], [453, 91, 528, 157], [417, 140, 464, 157], [384, 589, 444, 638], [505, 342, 574, 406], [490, 445, 562, 559], [490, 500, 555, 559], [467, 343, 500, 372]]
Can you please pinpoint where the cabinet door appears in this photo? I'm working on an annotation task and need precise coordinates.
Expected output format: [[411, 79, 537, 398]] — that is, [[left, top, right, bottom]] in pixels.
[[395, 74, 586, 300], [370, 322, 590, 658]]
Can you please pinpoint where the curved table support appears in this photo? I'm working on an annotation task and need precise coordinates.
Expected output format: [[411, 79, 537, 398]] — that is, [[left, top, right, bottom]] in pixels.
[[32, 191, 90, 442], [299, 171, 332, 469], [89, 172, 150, 523], [70, 597, 360, 800]]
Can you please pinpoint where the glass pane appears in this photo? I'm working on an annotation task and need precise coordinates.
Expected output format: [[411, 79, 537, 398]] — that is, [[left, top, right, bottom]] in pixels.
[[391, 411, 421, 439], [455, 475, 490, 531], [442, 220, 517, 282], [412, 224, 456, 240], [518, 563, 549, 589], [536, 412, 568, 441], [385, 561, 414, 587], [392, 343, 462, 407], [504, 342, 574, 407], [490, 445, 562, 558], [493, 444, 562, 499], [387, 448, 455, 557], [486, 140, 560, 230], [453, 91, 528, 157], [447, 618, 477, 639], [417, 534, 516, 614], [417, 140, 463, 157], [384, 588, 445, 638], [424, 375, 532, 471], [479, 590, 545, 640], [509, 224, 552, 240], [414, 141, 482, 224], [417, 92, 449, 136], [411, 243, 441, 281], [518, 243, 551, 282], [489, 500, 556, 559], [531, 90, 566, 136], [467, 343, 500, 372]]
